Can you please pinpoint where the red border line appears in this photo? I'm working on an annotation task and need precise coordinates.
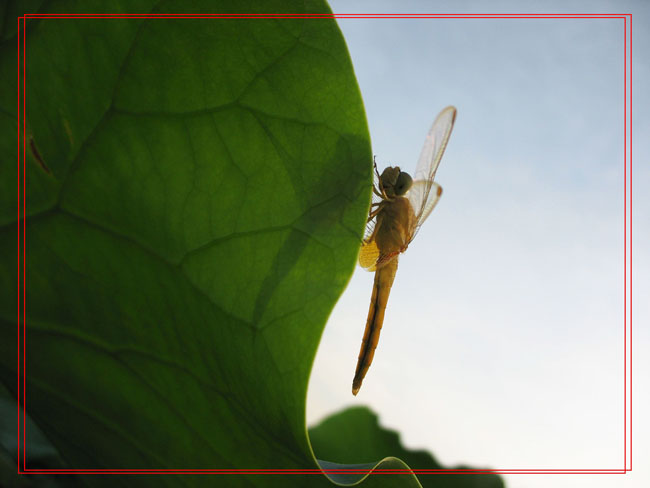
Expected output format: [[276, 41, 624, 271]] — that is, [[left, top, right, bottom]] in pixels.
[[21, 468, 629, 474], [22, 14, 27, 474], [16, 12, 633, 476], [21, 469, 629, 473], [625, 14, 633, 471], [22, 13, 631, 16], [16, 15, 21, 475], [24, 467, 628, 470], [623, 14, 627, 468], [20, 14, 627, 19]]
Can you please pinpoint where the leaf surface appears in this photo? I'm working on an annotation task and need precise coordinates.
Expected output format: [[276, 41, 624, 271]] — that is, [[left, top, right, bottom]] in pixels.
[[0, 2, 491, 487], [0, 0, 380, 485]]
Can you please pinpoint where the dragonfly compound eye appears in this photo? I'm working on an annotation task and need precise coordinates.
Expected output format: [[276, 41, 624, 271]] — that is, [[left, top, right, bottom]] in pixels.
[[394, 171, 413, 196], [380, 166, 401, 198]]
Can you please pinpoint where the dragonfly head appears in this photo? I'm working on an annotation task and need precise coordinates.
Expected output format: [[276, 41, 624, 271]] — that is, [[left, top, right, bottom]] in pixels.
[[380, 166, 413, 198], [395, 171, 413, 196]]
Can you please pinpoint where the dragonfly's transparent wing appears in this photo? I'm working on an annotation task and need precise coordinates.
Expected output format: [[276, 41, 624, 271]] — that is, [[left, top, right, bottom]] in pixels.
[[408, 180, 442, 240], [407, 106, 456, 239], [363, 217, 376, 244], [363, 165, 383, 243], [360, 163, 382, 271], [412, 106, 456, 184]]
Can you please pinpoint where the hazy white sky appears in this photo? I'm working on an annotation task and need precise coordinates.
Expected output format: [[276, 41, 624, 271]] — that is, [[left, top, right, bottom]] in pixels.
[[308, 2, 648, 487]]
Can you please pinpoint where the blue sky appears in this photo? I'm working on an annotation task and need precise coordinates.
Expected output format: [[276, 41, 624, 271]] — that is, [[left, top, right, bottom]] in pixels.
[[308, 2, 648, 487]]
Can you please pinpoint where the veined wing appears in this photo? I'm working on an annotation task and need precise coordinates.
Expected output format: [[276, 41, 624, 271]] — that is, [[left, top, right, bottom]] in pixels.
[[413, 106, 456, 184], [408, 180, 443, 240], [359, 224, 403, 272], [407, 106, 456, 239], [360, 164, 384, 271]]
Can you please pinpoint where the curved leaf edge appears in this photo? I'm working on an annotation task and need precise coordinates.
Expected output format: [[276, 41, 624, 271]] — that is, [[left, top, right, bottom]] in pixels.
[[317, 457, 422, 488]]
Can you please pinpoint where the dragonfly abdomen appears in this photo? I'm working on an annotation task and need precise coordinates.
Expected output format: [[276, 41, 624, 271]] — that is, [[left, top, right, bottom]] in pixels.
[[352, 257, 399, 395]]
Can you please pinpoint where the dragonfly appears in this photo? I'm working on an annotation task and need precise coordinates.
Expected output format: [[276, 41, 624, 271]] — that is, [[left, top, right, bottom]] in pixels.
[[352, 106, 457, 395]]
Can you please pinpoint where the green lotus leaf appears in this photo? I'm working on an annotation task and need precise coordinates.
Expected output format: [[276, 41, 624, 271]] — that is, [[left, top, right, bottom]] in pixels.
[[0, 1, 501, 487]]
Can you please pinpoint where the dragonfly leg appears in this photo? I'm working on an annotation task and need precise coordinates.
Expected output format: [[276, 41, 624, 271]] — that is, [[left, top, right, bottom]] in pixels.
[[367, 203, 384, 222], [372, 157, 392, 200]]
